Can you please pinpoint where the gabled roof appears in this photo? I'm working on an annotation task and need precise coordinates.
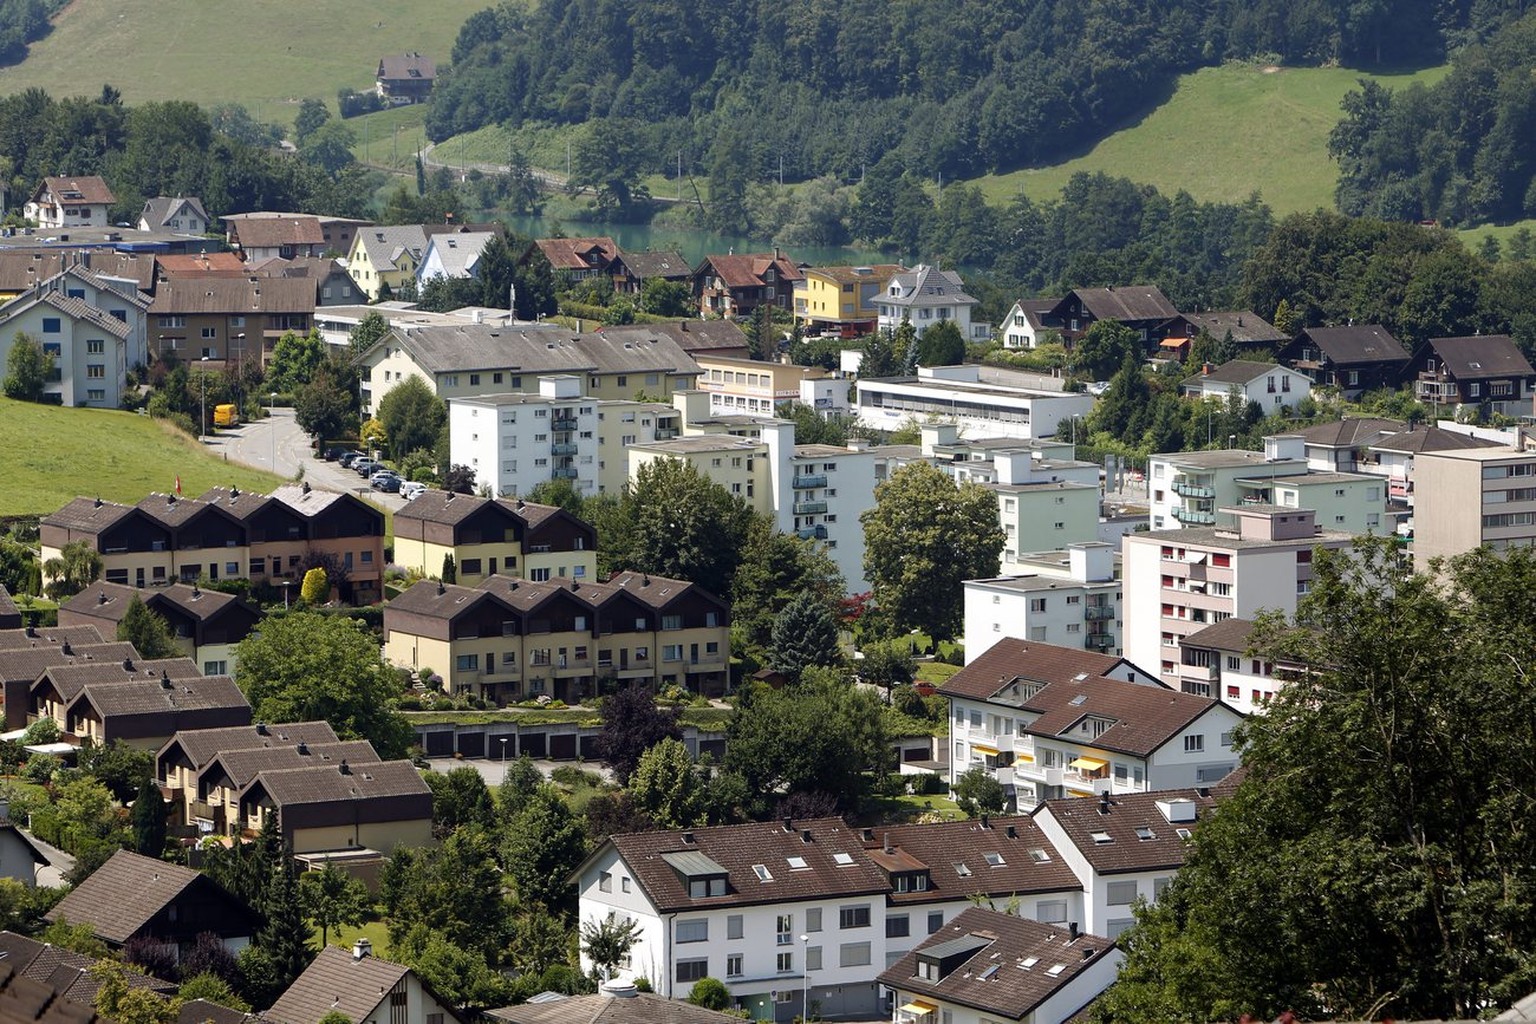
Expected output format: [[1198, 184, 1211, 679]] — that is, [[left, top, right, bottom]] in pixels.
[[1016, 676, 1223, 759], [378, 324, 701, 377], [881, 265, 975, 308], [240, 758, 430, 807], [268, 945, 462, 1024], [148, 275, 315, 315], [938, 640, 1128, 702], [202, 739, 380, 791], [1035, 788, 1218, 875], [140, 196, 208, 230], [352, 226, 429, 272], [270, 484, 380, 526], [487, 991, 745, 1024], [154, 252, 249, 276], [1292, 324, 1409, 366], [0, 625, 109, 652], [0, 642, 136, 686], [157, 720, 342, 771], [69, 671, 247, 721], [1181, 359, 1289, 387], [1292, 417, 1404, 447], [226, 215, 325, 250], [0, 929, 177, 1002], [41, 497, 136, 533], [59, 581, 251, 627], [386, 578, 508, 621], [35, 657, 202, 704], [609, 250, 692, 280], [535, 237, 619, 272], [32, 291, 134, 340], [0, 250, 156, 292], [695, 252, 804, 290], [176, 999, 253, 1024], [393, 488, 520, 528], [421, 231, 496, 278], [861, 817, 1080, 901], [1170, 310, 1286, 345], [1368, 425, 1503, 454], [605, 817, 889, 913], [803, 264, 907, 286], [1423, 334, 1536, 381], [32, 176, 115, 207], [377, 52, 437, 82], [1057, 285, 1178, 323], [0, 585, 17, 627], [1179, 617, 1258, 654], [45, 850, 234, 944], [878, 908, 1116, 1021]]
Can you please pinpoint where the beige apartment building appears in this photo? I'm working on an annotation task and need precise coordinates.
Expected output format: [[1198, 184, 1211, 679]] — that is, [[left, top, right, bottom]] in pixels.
[[1412, 444, 1536, 569]]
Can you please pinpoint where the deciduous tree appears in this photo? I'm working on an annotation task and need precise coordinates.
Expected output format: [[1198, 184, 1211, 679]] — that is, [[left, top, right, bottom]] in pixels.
[[299, 863, 370, 947], [952, 766, 1006, 818], [377, 376, 447, 462], [627, 737, 709, 830], [606, 459, 754, 598], [597, 685, 680, 784], [3, 331, 51, 402], [581, 911, 643, 981], [501, 784, 587, 913]]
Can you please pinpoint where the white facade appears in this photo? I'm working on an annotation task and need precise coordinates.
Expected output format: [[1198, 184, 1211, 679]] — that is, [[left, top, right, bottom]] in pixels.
[[1148, 441, 1309, 530], [1122, 506, 1354, 689], [1175, 623, 1282, 712], [416, 231, 496, 285], [856, 366, 1095, 442], [964, 544, 1122, 659], [0, 286, 140, 408], [1000, 300, 1053, 350], [875, 265, 977, 338], [1182, 364, 1312, 411]]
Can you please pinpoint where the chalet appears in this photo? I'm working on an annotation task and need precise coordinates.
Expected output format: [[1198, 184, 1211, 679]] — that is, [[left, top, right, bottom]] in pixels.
[[25, 176, 116, 229], [138, 197, 210, 235], [1406, 334, 1536, 417], [1046, 286, 1179, 346], [46, 850, 259, 956], [535, 237, 619, 282], [608, 249, 692, 296], [57, 581, 261, 676], [1278, 324, 1411, 398], [376, 52, 438, 104], [268, 943, 466, 1024], [223, 214, 326, 262], [1155, 310, 1286, 360], [691, 250, 803, 317]]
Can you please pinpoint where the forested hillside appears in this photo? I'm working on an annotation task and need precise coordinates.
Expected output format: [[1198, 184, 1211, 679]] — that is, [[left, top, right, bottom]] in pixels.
[[1332, 10, 1536, 227], [431, 0, 1478, 187], [0, 0, 62, 65]]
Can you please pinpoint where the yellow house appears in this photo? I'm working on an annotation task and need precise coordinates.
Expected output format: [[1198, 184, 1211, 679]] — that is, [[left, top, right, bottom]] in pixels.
[[693, 353, 836, 417], [155, 721, 346, 830], [384, 570, 732, 704], [347, 225, 428, 301], [392, 492, 598, 585], [794, 264, 906, 336]]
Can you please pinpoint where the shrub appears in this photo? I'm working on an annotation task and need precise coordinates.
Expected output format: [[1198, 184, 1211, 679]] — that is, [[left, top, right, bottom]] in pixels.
[[909, 772, 946, 795]]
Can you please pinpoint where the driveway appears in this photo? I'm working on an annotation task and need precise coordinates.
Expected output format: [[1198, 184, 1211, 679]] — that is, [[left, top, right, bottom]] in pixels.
[[204, 409, 409, 514]]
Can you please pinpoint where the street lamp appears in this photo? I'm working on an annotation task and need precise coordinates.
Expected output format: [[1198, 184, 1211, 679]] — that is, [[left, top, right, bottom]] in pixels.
[[499, 736, 509, 764], [909, 628, 920, 658], [799, 934, 810, 1024], [1069, 413, 1083, 446], [270, 392, 278, 469], [198, 356, 210, 438]]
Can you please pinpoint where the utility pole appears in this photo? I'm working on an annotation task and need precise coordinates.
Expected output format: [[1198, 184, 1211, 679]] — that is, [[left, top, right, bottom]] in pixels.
[[677, 150, 683, 202], [778, 154, 784, 187]]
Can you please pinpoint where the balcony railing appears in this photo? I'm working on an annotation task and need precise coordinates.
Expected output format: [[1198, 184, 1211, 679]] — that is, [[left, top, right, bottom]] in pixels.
[[793, 500, 828, 514], [1084, 634, 1115, 651], [551, 443, 578, 455], [1171, 480, 1215, 498], [654, 428, 679, 439], [551, 467, 579, 479], [796, 525, 829, 541], [793, 474, 828, 489], [552, 417, 579, 431], [1084, 605, 1114, 621], [1172, 506, 1216, 525]]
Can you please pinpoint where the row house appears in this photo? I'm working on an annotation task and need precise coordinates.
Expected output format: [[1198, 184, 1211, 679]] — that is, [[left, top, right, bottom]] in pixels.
[[392, 488, 599, 585], [880, 907, 1121, 1024], [1406, 333, 1536, 417], [384, 571, 730, 703], [29, 654, 199, 733], [157, 720, 344, 831], [795, 264, 905, 338], [0, 623, 131, 730], [692, 250, 803, 317], [41, 484, 385, 604], [194, 738, 380, 842], [237, 758, 433, 855], [1122, 505, 1353, 689], [148, 274, 314, 365], [940, 639, 1241, 811], [57, 581, 261, 676], [31, 656, 250, 749]]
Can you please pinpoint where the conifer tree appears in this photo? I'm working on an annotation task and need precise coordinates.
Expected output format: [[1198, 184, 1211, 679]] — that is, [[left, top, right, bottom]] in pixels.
[[767, 591, 842, 683]]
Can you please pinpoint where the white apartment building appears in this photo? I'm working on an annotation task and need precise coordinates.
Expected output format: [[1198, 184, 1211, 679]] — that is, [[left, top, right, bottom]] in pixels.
[[855, 366, 1095, 441], [1174, 618, 1285, 712], [1148, 442, 1308, 529], [450, 377, 679, 498], [0, 269, 148, 409], [1412, 442, 1536, 569], [1122, 506, 1353, 689], [1032, 789, 1218, 939], [964, 544, 1122, 659], [574, 815, 1086, 1021], [694, 353, 850, 418], [940, 638, 1237, 811]]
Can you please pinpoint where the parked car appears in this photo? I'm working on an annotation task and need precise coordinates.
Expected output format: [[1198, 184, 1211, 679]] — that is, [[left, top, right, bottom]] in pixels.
[[353, 459, 379, 476], [339, 451, 365, 468], [400, 481, 427, 500], [371, 474, 402, 493], [322, 446, 346, 461]]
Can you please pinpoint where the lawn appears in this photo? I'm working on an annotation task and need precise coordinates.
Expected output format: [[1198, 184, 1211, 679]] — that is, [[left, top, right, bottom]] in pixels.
[[0, 0, 489, 127], [0, 399, 285, 517], [857, 791, 963, 826], [349, 104, 432, 173], [312, 915, 392, 957], [403, 705, 734, 731], [964, 62, 1450, 216]]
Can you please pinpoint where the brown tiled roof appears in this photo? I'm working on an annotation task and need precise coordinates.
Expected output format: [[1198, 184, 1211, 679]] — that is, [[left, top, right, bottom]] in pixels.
[[1294, 324, 1408, 365], [1019, 676, 1221, 760], [202, 739, 380, 790], [0, 929, 177, 1001], [37, 176, 115, 206], [601, 571, 722, 610], [226, 215, 325, 250], [1293, 417, 1404, 447], [46, 850, 211, 943], [938, 640, 1126, 702], [1034, 789, 1217, 875], [72, 672, 247, 718], [395, 489, 516, 528], [1181, 359, 1284, 387], [470, 571, 724, 615], [1369, 425, 1502, 454], [383, 324, 701, 377], [1179, 618, 1258, 654], [378, 52, 437, 81], [600, 320, 749, 354], [1064, 286, 1178, 323], [1427, 334, 1536, 380], [158, 721, 342, 770], [196, 485, 291, 523], [0, 250, 155, 292], [177, 999, 253, 1024], [387, 579, 499, 621], [609, 250, 691, 280], [488, 992, 743, 1024], [502, 499, 570, 529], [41, 496, 135, 533], [267, 945, 444, 1024], [149, 275, 315, 315], [862, 817, 1081, 902], [804, 264, 907, 286], [535, 237, 618, 272], [155, 252, 250, 275], [133, 492, 215, 529], [0, 626, 108, 651], [878, 908, 1116, 1021], [697, 253, 803, 290], [0, 642, 137, 685], [37, 657, 202, 703], [608, 817, 889, 914], [241, 758, 430, 807], [1173, 310, 1286, 345]]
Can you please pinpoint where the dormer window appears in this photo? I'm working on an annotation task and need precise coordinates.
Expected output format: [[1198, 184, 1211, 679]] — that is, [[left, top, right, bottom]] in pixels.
[[663, 850, 729, 898]]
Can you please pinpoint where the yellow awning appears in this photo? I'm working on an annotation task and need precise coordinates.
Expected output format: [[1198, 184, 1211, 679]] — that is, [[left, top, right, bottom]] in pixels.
[[899, 1002, 938, 1016], [1016, 752, 1034, 763], [1069, 756, 1108, 771], [972, 744, 1000, 756]]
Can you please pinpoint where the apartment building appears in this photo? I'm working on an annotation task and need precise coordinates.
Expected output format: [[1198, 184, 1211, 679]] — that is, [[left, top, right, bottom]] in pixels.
[[383, 570, 731, 703], [41, 485, 385, 604], [1122, 505, 1353, 688], [1148, 442, 1308, 529], [855, 365, 1094, 442], [1412, 443, 1536, 569], [449, 377, 680, 498], [0, 283, 139, 408], [693, 353, 848, 418], [148, 274, 314, 365], [392, 490, 598, 585], [57, 581, 261, 676], [1174, 618, 1287, 711], [357, 324, 701, 416], [941, 639, 1240, 811], [963, 544, 1122, 659], [794, 264, 905, 337]]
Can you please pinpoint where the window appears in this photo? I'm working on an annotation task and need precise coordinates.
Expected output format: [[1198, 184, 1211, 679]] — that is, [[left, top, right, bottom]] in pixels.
[[87, 389, 104, 400], [839, 942, 871, 967], [201, 327, 218, 339], [676, 959, 708, 983], [1036, 900, 1067, 923], [1107, 881, 1139, 905], [598, 871, 612, 892], [87, 339, 104, 354], [677, 919, 708, 943], [663, 644, 683, 661], [1029, 597, 1046, 613], [661, 614, 683, 630], [87, 364, 105, 379], [727, 915, 743, 940], [777, 914, 793, 945], [455, 654, 479, 671], [806, 908, 822, 932], [727, 954, 743, 978], [621, 877, 631, 893], [203, 660, 227, 675], [1184, 734, 1204, 752], [806, 945, 822, 971], [777, 952, 793, 974], [885, 914, 909, 938], [839, 905, 870, 929], [41, 317, 60, 333], [927, 911, 944, 934]]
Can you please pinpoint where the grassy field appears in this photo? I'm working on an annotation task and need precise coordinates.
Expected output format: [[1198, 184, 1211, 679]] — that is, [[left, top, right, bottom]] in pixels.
[[0, 0, 488, 126], [350, 104, 432, 172], [0, 399, 285, 517], [965, 62, 1450, 215]]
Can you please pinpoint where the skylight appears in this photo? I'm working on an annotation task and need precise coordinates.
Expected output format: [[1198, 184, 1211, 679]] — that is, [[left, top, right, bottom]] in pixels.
[[1046, 964, 1066, 977], [954, 862, 972, 877], [1069, 694, 1088, 706], [786, 856, 809, 870], [1176, 827, 1193, 840], [1090, 831, 1113, 844], [1019, 957, 1039, 970], [1135, 826, 1157, 841], [983, 852, 1005, 867], [753, 864, 773, 881], [978, 965, 999, 980], [832, 852, 855, 866], [1028, 849, 1050, 863]]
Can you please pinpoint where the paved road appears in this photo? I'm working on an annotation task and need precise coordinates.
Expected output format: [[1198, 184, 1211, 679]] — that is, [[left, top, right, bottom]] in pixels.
[[204, 410, 409, 514]]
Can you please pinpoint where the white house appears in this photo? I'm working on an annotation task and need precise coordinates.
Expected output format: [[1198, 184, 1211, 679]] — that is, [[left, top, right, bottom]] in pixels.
[[25, 176, 116, 229], [964, 543, 1123, 658], [940, 638, 1241, 811], [1174, 618, 1287, 710], [855, 366, 1095, 442], [1180, 359, 1312, 412], [1032, 788, 1219, 938], [999, 298, 1062, 350], [138, 197, 210, 235], [875, 265, 979, 338], [878, 908, 1122, 1024], [416, 231, 498, 285], [0, 275, 141, 408]]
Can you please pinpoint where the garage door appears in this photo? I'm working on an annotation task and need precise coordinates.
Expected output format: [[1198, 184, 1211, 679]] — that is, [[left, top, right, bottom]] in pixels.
[[458, 732, 485, 758]]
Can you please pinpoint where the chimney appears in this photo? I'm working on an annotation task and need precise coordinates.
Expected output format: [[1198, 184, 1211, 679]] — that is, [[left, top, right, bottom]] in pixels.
[[352, 938, 372, 960], [61, 641, 73, 656], [297, 741, 309, 755], [93, 497, 102, 507], [1069, 922, 1079, 941], [980, 814, 991, 830], [97, 591, 107, 605], [230, 485, 239, 497], [681, 830, 695, 845], [1098, 792, 1112, 815], [883, 832, 893, 855], [122, 657, 134, 671], [437, 580, 446, 595], [160, 672, 173, 689], [1202, 362, 1214, 376], [302, 481, 311, 493], [256, 722, 268, 735], [782, 816, 794, 833]]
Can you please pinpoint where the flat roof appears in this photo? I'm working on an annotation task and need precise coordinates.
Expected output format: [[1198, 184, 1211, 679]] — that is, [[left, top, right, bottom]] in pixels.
[[1415, 445, 1533, 462], [1156, 450, 1304, 470], [859, 377, 1083, 401], [965, 575, 1117, 594], [1135, 524, 1355, 549], [629, 436, 764, 454], [1247, 471, 1378, 486]]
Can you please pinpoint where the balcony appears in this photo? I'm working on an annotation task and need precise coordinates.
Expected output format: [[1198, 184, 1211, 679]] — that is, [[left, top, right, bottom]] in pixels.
[[1084, 633, 1115, 651], [1181, 661, 1219, 681], [1415, 377, 1460, 401], [551, 443, 578, 455], [551, 467, 579, 479], [796, 525, 829, 541], [1172, 506, 1216, 525], [793, 500, 828, 515], [552, 417, 579, 431], [1084, 604, 1115, 621], [793, 474, 828, 489], [655, 428, 679, 440], [1171, 480, 1215, 498]]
